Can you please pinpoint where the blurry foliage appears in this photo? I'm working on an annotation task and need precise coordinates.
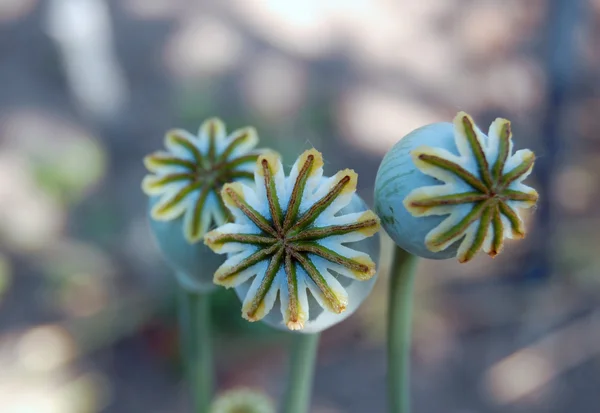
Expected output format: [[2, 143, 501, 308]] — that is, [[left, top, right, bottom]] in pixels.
[[184, 287, 283, 338], [174, 80, 335, 166], [29, 136, 106, 205], [0, 254, 12, 303], [558, 233, 600, 290], [72, 199, 126, 246]]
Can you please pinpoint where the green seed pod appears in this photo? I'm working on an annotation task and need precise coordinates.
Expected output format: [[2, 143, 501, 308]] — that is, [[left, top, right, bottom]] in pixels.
[[205, 149, 381, 332], [142, 118, 269, 291], [374, 112, 538, 262], [210, 388, 275, 413]]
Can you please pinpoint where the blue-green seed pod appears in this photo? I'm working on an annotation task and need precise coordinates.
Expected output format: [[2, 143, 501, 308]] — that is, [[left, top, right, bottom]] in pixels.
[[210, 388, 275, 413], [374, 112, 538, 263], [142, 118, 269, 291], [205, 149, 381, 333]]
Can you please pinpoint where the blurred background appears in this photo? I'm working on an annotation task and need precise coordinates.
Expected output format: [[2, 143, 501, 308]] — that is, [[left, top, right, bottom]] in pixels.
[[1, 0, 599, 412]]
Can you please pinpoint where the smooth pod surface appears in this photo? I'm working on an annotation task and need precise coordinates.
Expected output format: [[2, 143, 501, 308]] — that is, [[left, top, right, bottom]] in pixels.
[[142, 118, 268, 290], [375, 123, 459, 259], [149, 196, 222, 292]]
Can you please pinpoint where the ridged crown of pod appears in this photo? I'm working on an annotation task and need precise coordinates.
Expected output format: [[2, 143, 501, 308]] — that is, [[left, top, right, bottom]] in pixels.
[[374, 111, 538, 262], [204, 149, 381, 332], [142, 118, 269, 291]]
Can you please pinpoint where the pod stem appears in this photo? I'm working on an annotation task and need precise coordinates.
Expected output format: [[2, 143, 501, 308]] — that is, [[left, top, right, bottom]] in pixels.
[[387, 246, 419, 413], [178, 286, 213, 413], [283, 333, 320, 413]]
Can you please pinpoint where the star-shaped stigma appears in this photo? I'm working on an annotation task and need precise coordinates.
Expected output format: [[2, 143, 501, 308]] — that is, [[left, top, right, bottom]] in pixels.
[[404, 112, 539, 263], [204, 149, 380, 330], [142, 118, 266, 243]]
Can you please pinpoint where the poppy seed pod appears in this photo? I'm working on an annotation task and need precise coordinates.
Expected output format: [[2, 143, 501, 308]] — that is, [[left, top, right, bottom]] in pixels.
[[204, 149, 381, 333], [210, 388, 275, 413], [142, 118, 269, 291], [374, 112, 538, 263]]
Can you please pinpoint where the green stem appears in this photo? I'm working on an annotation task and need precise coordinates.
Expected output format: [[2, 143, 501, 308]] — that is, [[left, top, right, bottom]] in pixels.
[[283, 333, 320, 413], [387, 246, 419, 413], [178, 286, 213, 413]]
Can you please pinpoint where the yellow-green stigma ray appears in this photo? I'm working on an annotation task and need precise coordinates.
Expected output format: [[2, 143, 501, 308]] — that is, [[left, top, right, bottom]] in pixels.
[[501, 189, 538, 203], [417, 153, 490, 193], [144, 154, 196, 171], [459, 204, 493, 263], [287, 219, 379, 241], [218, 130, 250, 162], [408, 192, 489, 213], [261, 159, 284, 233], [207, 233, 278, 246], [427, 198, 494, 249], [167, 131, 205, 167], [143, 173, 195, 191], [153, 181, 203, 218], [207, 120, 218, 163], [214, 243, 281, 282], [290, 173, 353, 233], [223, 186, 278, 237], [284, 252, 302, 330], [498, 200, 525, 238], [461, 115, 493, 188], [291, 250, 346, 314], [282, 153, 316, 232], [244, 246, 285, 321], [491, 206, 504, 256], [491, 121, 511, 182], [293, 242, 374, 280], [188, 186, 211, 240], [498, 152, 535, 189]]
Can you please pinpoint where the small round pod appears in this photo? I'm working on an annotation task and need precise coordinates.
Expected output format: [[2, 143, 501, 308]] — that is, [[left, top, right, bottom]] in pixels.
[[204, 149, 381, 333], [142, 117, 269, 291], [374, 112, 538, 263], [210, 388, 275, 413]]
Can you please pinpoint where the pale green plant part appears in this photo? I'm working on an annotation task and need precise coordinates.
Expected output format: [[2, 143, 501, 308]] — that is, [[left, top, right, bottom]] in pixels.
[[374, 111, 540, 413], [210, 388, 275, 413], [142, 118, 270, 291], [142, 117, 265, 243], [375, 111, 539, 263], [140, 118, 270, 412], [204, 149, 381, 332], [403, 111, 538, 262]]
